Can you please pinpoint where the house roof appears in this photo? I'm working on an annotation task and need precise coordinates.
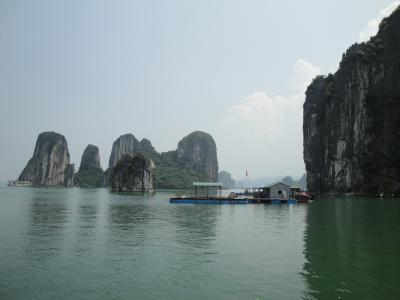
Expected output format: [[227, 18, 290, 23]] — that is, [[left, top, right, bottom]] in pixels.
[[267, 182, 290, 189]]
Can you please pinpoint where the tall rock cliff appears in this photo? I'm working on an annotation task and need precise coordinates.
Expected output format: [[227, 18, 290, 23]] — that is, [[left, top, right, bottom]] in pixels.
[[110, 154, 155, 192], [303, 6, 400, 196], [109, 134, 139, 169], [177, 131, 218, 182], [108, 134, 157, 169], [19, 132, 74, 186], [74, 144, 104, 187]]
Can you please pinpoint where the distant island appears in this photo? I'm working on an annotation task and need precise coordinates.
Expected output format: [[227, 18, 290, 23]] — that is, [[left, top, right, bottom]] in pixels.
[[105, 131, 218, 189], [303, 6, 400, 196], [18, 130, 219, 190], [74, 144, 104, 187], [17, 6, 400, 196], [218, 170, 236, 189], [235, 174, 307, 191]]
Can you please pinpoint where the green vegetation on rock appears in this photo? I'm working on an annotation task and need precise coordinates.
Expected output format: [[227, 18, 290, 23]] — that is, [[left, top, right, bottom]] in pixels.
[[107, 131, 218, 189], [74, 144, 104, 187], [153, 151, 210, 189], [303, 5, 400, 196], [74, 168, 104, 188]]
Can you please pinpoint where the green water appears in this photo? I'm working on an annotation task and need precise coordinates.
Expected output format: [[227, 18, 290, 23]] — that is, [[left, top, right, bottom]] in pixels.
[[0, 186, 399, 299]]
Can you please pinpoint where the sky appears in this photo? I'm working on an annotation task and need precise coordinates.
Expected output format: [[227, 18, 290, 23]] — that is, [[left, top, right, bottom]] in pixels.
[[0, 0, 398, 181]]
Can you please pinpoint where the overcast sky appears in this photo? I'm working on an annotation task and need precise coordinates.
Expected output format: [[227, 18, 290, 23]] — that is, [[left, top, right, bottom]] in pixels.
[[0, 0, 398, 181]]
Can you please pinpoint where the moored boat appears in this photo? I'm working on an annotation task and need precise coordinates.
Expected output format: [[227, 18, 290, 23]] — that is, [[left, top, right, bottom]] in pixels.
[[7, 180, 32, 187]]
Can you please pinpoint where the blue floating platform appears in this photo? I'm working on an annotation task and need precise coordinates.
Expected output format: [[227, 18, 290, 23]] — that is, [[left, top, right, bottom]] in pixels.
[[170, 198, 251, 204], [271, 199, 282, 204], [169, 197, 302, 205]]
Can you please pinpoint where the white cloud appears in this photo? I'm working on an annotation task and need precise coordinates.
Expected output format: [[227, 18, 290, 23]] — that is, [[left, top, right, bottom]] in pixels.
[[217, 3, 400, 179], [221, 92, 301, 141], [358, 1, 400, 42], [290, 59, 321, 92], [218, 59, 320, 179]]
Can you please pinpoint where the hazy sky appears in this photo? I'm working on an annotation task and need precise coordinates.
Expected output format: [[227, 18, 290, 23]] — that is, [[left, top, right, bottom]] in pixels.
[[0, 0, 398, 181]]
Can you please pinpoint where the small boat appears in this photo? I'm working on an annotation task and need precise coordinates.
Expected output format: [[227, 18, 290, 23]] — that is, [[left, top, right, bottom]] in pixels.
[[296, 191, 312, 202], [7, 180, 32, 187]]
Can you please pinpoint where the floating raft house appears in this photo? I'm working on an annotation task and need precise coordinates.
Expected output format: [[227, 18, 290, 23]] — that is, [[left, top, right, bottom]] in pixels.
[[169, 182, 310, 204]]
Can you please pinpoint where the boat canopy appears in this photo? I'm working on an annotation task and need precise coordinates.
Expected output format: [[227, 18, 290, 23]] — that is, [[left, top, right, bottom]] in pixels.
[[193, 182, 223, 187], [192, 182, 223, 197]]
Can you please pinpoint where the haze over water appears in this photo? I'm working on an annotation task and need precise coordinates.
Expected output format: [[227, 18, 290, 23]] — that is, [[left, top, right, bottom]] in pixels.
[[0, 186, 399, 299]]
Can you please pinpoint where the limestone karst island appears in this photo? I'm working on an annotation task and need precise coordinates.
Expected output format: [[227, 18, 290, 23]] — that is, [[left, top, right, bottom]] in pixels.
[[16, 130, 219, 192], [1, 2, 400, 300]]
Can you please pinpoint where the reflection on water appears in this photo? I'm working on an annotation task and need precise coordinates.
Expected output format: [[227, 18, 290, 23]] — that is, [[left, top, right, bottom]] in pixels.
[[6, 187, 400, 299], [167, 204, 222, 292], [303, 197, 400, 299], [75, 194, 100, 254], [109, 203, 149, 227], [104, 195, 153, 270], [173, 204, 220, 249], [25, 194, 68, 261], [79, 205, 98, 224], [107, 197, 151, 242]]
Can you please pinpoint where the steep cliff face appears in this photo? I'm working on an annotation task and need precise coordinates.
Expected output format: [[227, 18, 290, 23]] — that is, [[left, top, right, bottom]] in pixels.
[[74, 144, 104, 187], [177, 131, 218, 182], [110, 154, 155, 192], [303, 6, 400, 196], [108, 134, 140, 169], [108, 134, 157, 169], [19, 132, 74, 186]]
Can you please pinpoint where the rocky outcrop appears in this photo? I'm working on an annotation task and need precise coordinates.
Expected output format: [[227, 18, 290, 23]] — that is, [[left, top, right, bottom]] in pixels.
[[139, 138, 156, 155], [282, 174, 307, 190], [109, 134, 139, 169], [177, 131, 218, 182], [105, 134, 156, 186], [303, 6, 400, 196], [107, 131, 219, 189], [110, 154, 155, 192], [218, 171, 236, 189], [74, 144, 104, 187], [19, 132, 74, 186], [108, 134, 157, 169]]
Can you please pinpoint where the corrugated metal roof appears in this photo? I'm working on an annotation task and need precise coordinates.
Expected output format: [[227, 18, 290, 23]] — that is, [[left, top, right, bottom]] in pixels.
[[267, 182, 291, 188]]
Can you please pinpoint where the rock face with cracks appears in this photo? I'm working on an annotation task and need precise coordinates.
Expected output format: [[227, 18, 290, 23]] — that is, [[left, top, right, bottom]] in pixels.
[[303, 6, 400, 196], [110, 154, 155, 192], [19, 131, 74, 186]]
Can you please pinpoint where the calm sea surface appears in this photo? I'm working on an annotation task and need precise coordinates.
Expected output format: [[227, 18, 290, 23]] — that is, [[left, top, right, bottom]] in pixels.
[[0, 185, 399, 299]]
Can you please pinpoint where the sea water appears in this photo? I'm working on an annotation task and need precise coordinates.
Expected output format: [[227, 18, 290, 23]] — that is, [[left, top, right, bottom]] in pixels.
[[0, 185, 399, 299]]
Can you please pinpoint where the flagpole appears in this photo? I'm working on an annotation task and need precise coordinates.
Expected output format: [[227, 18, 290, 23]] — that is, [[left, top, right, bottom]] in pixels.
[[245, 170, 248, 194]]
